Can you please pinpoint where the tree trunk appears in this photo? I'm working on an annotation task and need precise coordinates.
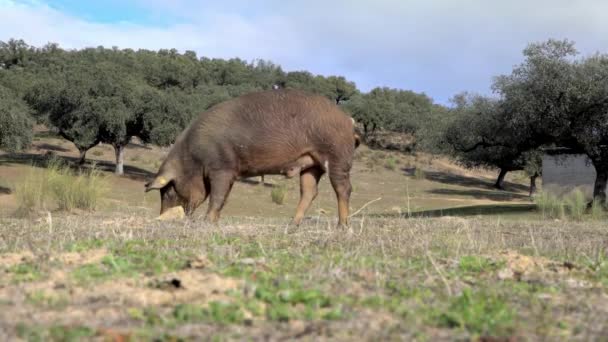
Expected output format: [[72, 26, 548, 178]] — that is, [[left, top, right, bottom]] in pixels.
[[494, 169, 508, 190], [363, 124, 369, 137], [593, 168, 608, 206], [78, 149, 87, 165], [529, 172, 538, 197], [114, 144, 125, 175]]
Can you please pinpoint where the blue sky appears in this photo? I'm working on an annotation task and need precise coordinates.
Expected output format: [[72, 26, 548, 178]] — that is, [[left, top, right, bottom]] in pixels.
[[2, 0, 608, 104]]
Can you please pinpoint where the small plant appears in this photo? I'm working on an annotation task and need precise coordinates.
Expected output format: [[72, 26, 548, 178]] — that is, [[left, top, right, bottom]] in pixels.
[[414, 167, 426, 180], [384, 157, 397, 171], [91, 150, 103, 157], [271, 184, 287, 205]]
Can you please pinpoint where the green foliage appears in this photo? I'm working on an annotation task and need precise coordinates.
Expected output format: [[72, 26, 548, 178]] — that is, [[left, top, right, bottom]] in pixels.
[[271, 184, 287, 205], [0, 84, 33, 152], [437, 289, 514, 336]]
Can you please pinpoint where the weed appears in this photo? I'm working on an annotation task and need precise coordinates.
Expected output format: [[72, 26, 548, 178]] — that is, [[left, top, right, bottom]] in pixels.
[[271, 184, 287, 205]]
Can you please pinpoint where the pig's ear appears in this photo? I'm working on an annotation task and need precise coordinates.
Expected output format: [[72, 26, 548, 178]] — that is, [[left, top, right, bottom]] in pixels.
[[145, 173, 173, 192]]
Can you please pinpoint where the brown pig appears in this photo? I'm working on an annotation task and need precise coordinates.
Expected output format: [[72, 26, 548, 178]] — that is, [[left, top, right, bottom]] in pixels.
[[145, 89, 360, 226]]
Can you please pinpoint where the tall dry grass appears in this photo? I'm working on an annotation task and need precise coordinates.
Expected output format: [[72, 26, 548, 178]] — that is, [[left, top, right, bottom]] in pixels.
[[15, 158, 108, 213]]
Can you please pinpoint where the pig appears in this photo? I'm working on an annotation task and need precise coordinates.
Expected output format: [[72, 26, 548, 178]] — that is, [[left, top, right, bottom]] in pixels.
[[145, 89, 360, 226]]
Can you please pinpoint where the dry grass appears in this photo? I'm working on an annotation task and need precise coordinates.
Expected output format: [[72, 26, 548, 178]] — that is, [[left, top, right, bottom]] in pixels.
[[14, 159, 108, 214], [0, 213, 607, 340]]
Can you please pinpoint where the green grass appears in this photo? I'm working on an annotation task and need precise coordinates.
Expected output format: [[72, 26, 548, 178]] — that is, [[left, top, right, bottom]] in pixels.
[[26, 290, 69, 310], [71, 241, 189, 284], [16, 323, 96, 342], [7, 262, 44, 283], [458, 256, 503, 274], [436, 289, 514, 336]]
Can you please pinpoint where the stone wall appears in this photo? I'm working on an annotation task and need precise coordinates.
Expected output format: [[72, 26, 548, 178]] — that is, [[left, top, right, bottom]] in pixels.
[[541, 152, 604, 199]]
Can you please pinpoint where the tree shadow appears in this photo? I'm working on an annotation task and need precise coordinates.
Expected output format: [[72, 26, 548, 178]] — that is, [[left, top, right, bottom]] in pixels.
[[0, 153, 155, 182], [426, 188, 530, 201], [126, 141, 153, 150], [238, 177, 279, 188], [34, 143, 70, 152], [369, 203, 537, 219], [403, 168, 529, 192], [0, 185, 11, 195]]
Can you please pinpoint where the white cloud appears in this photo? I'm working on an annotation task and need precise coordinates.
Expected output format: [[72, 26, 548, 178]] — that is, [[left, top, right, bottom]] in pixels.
[[2, 0, 608, 102]]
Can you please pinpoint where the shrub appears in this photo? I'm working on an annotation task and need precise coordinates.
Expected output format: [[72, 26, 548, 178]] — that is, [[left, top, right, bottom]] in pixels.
[[91, 150, 103, 157], [271, 185, 287, 205]]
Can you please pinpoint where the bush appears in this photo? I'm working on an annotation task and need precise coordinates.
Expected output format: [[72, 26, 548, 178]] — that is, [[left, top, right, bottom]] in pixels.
[[15, 158, 108, 213], [271, 185, 287, 205]]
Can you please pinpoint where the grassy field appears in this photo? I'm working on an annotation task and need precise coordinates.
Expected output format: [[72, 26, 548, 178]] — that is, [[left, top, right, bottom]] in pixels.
[[0, 130, 607, 341]]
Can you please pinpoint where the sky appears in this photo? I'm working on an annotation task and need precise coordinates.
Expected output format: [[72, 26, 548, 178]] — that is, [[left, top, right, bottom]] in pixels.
[[2, 0, 608, 104]]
